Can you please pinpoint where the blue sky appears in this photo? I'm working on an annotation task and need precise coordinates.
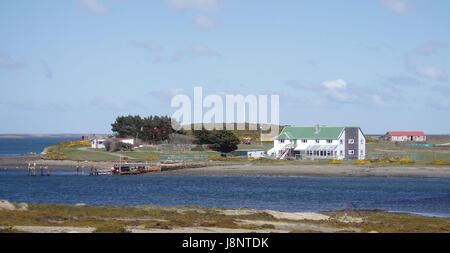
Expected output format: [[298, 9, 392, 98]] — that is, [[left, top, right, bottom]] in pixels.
[[0, 0, 449, 134]]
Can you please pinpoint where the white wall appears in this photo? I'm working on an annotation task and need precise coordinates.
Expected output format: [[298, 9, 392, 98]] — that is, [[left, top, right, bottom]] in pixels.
[[91, 139, 105, 149], [120, 139, 135, 145]]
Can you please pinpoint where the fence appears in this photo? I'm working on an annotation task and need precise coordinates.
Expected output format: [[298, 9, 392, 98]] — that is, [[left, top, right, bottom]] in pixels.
[[159, 155, 209, 161], [366, 154, 418, 160]]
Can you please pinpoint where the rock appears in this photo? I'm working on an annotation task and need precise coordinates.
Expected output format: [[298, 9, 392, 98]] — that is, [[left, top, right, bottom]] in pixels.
[[0, 200, 16, 211], [0, 200, 29, 211], [16, 203, 29, 211], [75, 203, 87, 207]]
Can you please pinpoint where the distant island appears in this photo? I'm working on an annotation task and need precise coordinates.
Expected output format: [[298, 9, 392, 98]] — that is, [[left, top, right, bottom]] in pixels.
[[0, 134, 104, 139]]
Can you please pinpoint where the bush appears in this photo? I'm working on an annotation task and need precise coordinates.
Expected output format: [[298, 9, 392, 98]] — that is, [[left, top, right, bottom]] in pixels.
[[354, 158, 415, 165], [190, 145, 205, 151], [329, 159, 343, 164], [145, 156, 160, 162], [366, 136, 379, 143], [427, 160, 450, 165]]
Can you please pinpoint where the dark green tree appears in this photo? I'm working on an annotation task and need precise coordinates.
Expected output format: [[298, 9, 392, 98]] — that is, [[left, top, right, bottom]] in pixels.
[[208, 130, 240, 153], [193, 127, 214, 145], [111, 115, 143, 138]]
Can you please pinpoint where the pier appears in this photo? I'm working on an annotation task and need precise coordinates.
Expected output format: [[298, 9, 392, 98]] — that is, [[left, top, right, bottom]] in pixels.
[[27, 163, 50, 176]]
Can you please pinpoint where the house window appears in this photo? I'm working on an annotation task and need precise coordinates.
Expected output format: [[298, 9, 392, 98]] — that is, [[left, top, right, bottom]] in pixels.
[[348, 139, 354, 144], [340, 150, 343, 155], [340, 139, 343, 144], [361, 139, 364, 144], [280, 140, 285, 143], [302, 139, 307, 143], [327, 139, 333, 144], [360, 150, 364, 155], [349, 150, 355, 155], [315, 139, 320, 144]]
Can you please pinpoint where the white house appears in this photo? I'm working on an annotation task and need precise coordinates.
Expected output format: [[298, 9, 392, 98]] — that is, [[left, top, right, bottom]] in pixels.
[[91, 138, 105, 149], [91, 138, 135, 149], [381, 132, 426, 142], [267, 125, 366, 160]]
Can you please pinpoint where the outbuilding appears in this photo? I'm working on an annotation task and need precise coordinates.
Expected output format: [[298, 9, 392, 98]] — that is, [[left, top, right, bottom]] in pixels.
[[235, 149, 266, 159], [381, 131, 427, 142]]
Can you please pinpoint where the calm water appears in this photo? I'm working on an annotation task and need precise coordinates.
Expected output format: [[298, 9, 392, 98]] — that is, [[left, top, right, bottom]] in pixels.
[[0, 137, 78, 156], [0, 170, 449, 217]]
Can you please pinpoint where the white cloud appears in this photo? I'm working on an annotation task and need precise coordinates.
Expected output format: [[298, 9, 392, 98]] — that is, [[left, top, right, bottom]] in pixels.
[[405, 42, 448, 82], [322, 79, 347, 89], [130, 41, 163, 52], [0, 48, 24, 69], [166, 0, 225, 11], [408, 60, 448, 82], [194, 15, 218, 29], [80, 0, 108, 15], [322, 79, 357, 103], [380, 0, 412, 14]]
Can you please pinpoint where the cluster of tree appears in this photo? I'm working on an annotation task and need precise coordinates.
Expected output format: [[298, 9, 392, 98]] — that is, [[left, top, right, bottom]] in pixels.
[[111, 115, 186, 143], [193, 128, 241, 153]]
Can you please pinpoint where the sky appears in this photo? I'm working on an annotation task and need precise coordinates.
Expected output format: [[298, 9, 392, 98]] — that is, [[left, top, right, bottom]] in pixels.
[[0, 0, 449, 134]]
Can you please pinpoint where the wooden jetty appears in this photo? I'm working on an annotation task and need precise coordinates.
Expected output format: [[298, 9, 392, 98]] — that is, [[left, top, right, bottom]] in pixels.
[[112, 162, 162, 175], [27, 163, 50, 176]]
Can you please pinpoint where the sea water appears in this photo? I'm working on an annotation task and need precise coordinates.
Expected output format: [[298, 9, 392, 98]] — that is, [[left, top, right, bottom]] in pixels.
[[0, 170, 449, 217]]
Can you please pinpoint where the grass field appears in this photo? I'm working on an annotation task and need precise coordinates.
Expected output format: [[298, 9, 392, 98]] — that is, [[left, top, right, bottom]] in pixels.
[[46, 136, 450, 167], [366, 140, 450, 166]]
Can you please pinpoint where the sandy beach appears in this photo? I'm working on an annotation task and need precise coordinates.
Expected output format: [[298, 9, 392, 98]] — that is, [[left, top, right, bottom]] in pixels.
[[1, 155, 450, 178]]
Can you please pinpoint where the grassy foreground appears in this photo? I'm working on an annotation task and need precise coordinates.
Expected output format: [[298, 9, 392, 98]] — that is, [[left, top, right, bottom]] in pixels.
[[0, 203, 449, 233]]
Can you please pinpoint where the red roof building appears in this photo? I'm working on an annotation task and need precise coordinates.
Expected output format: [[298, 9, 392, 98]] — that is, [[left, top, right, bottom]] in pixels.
[[382, 131, 427, 142]]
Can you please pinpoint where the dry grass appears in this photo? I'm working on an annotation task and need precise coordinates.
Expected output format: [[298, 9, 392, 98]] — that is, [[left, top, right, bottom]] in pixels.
[[0, 204, 449, 233]]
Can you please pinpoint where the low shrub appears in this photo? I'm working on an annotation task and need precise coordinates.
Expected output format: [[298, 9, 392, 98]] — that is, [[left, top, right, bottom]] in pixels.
[[190, 145, 205, 152], [427, 160, 450, 165], [145, 156, 160, 162], [354, 157, 415, 165], [329, 159, 343, 164], [207, 155, 243, 161]]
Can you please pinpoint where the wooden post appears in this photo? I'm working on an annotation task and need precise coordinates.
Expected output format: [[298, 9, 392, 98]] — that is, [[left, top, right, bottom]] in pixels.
[[27, 163, 30, 176], [46, 166, 50, 176], [40, 166, 44, 176], [81, 167, 84, 176], [76, 166, 79, 176]]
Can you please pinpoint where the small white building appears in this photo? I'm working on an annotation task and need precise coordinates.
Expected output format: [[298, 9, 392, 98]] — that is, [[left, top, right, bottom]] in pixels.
[[268, 125, 366, 160], [91, 138, 105, 149], [91, 138, 135, 149], [381, 132, 427, 142], [117, 138, 135, 146], [235, 149, 266, 159]]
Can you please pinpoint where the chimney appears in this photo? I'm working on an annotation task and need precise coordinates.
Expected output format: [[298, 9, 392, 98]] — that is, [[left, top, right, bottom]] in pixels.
[[315, 124, 320, 134]]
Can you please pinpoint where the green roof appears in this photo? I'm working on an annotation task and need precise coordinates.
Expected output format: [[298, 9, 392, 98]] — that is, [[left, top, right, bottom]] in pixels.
[[275, 127, 345, 140]]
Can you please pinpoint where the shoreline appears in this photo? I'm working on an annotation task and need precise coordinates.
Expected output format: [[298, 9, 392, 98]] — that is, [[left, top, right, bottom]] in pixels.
[[1, 155, 450, 179]]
